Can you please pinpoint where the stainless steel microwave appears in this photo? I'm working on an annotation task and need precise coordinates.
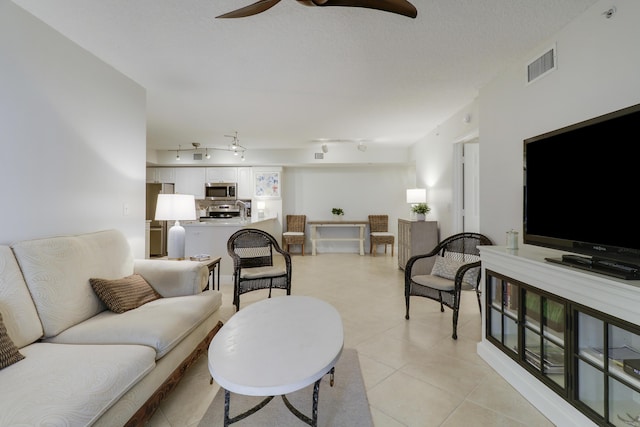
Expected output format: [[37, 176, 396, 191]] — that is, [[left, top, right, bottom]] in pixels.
[[205, 182, 237, 201]]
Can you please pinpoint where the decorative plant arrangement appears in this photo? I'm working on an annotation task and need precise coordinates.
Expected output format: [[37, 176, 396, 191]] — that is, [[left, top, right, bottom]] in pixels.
[[411, 203, 430, 215], [332, 208, 344, 218], [411, 203, 430, 220]]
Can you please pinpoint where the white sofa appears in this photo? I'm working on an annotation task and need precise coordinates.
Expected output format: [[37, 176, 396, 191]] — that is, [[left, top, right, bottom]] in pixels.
[[0, 229, 232, 426]]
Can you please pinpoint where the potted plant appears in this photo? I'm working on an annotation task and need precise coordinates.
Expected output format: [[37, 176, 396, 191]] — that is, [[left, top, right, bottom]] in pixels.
[[411, 203, 430, 221], [332, 208, 344, 220]]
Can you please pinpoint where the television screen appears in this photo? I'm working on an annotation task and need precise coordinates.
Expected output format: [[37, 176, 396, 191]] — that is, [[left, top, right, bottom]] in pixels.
[[523, 102, 640, 274]]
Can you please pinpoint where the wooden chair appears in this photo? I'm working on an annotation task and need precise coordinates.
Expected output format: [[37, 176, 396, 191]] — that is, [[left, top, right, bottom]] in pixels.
[[368, 215, 394, 256], [282, 215, 306, 256], [227, 228, 292, 310], [404, 232, 493, 339]]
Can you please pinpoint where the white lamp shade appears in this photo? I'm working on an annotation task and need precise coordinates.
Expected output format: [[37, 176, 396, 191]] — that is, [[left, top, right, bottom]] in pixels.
[[155, 194, 196, 221], [406, 188, 426, 204]]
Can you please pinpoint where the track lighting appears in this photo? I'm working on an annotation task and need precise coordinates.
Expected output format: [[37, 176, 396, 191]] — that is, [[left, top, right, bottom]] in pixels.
[[357, 142, 367, 152], [322, 144, 328, 153], [168, 132, 247, 161]]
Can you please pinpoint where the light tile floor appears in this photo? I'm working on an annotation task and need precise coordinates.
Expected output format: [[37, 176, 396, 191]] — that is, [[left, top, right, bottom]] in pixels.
[[147, 253, 555, 427]]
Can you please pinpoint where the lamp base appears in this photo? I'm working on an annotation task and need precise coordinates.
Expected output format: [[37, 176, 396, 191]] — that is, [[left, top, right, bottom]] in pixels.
[[167, 221, 186, 260]]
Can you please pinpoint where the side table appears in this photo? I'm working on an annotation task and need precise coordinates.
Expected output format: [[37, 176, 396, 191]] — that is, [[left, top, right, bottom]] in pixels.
[[200, 256, 222, 290]]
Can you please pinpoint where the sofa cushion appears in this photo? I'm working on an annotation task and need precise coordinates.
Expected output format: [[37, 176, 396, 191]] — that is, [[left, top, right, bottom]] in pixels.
[[0, 311, 24, 369], [0, 246, 43, 347], [0, 342, 155, 426], [11, 230, 135, 338], [90, 274, 161, 313], [46, 290, 222, 359]]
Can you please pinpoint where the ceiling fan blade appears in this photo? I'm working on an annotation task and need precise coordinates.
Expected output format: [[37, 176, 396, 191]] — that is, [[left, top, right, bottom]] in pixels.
[[300, 0, 417, 18], [216, 0, 282, 18]]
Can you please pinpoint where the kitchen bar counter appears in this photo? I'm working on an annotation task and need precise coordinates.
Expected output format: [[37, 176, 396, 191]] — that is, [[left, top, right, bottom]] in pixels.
[[185, 215, 277, 227], [183, 216, 279, 282]]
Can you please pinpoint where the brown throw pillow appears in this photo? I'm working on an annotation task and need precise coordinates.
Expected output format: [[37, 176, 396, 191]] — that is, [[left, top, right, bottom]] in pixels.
[[90, 274, 161, 314], [0, 311, 25, 369]]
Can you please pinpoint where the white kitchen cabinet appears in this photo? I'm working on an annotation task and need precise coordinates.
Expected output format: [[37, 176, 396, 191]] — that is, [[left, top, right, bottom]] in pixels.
[[146, 167, 175, 183], [205, 167, 237, 183], [174, 167, 205, 199], [237, 167, 253, 199]]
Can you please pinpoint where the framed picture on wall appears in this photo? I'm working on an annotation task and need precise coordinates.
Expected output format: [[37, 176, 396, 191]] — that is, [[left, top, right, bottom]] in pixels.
[[254, 171, 280, 198]]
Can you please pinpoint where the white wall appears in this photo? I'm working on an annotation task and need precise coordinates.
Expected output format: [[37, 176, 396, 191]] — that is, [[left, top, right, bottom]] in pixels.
[[0, 2, 147, 256], [479, 0, 640, 246], [283, 165, 415, 253], [410, 100, 480, 239]]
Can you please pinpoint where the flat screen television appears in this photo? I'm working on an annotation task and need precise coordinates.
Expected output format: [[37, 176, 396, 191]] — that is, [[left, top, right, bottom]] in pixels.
[[523, 102, 640, 279]]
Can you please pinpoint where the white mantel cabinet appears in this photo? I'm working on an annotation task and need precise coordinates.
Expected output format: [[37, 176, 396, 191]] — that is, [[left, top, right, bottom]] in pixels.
[[478, 245, 640, 427]]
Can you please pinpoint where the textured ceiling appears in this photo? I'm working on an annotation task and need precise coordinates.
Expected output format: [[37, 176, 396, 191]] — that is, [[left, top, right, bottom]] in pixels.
[[13, 0, 598, 151]]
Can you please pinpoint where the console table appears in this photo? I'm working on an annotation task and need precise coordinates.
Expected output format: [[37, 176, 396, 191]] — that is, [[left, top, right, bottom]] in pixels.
[[478, 245, 640, 427], [308, 220, 368, 255]]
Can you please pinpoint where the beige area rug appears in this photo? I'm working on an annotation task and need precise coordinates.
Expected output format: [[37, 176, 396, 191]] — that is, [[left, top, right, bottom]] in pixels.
[[198, 348, 373, 427]]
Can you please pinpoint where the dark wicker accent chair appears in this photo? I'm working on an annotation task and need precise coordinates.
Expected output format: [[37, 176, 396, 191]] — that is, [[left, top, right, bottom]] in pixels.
[[369, 215, 395, 256], [282, 215, 306, 255], [404, 232, 493, 339], [227, 228, 292, 310]]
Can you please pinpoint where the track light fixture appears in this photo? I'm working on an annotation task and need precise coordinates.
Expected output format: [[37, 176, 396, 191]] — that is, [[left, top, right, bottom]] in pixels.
[[322, 144, 328, 153], [168, 132, 247, 161], [357, 142, 367, 152]]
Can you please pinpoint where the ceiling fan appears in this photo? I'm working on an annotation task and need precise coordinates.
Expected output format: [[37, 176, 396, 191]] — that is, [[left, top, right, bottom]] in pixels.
[[216, 0, 418, 19]]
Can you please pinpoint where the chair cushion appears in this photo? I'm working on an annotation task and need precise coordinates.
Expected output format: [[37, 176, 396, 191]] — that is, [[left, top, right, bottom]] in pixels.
[[412, 274, 474, 291], [240, 265, 287, 279], [90, 274, 161, 314], [371, 232, 394, 237], [0, 312, 24, 369]]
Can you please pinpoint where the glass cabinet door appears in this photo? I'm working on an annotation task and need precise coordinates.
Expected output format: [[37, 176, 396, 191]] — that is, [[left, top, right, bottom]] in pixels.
[[575, 310, 640, 425], [523, 289, 566, 390], [487, 272, 519, 356]]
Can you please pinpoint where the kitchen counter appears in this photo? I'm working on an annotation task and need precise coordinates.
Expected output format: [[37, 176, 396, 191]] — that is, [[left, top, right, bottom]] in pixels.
[[185, 216, 277, 227], [183, 216, 280, 281]]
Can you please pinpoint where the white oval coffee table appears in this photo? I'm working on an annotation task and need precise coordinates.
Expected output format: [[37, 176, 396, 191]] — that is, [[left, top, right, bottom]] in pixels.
[[208, 295, 344, 426]]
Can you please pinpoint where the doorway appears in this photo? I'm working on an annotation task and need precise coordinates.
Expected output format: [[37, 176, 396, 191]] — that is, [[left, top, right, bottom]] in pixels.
[[453, 139, 480, 233]]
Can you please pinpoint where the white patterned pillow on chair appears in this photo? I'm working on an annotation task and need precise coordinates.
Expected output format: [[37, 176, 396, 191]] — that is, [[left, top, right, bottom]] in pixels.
[[431, 256, 480, 288]]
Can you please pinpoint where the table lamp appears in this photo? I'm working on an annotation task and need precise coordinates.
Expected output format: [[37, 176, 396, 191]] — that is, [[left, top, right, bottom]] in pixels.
[[155, 194, 196, 260], [406, 188, 426, 204]]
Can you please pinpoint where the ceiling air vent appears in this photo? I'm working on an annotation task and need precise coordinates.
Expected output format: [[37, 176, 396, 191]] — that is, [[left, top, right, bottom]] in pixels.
[[193, 153, 203, 160], [315, 153, 324, 160], [527, 45, 556, 84]]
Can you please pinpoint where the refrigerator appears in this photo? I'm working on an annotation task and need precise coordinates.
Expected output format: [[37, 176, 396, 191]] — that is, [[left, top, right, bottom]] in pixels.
[[146, 182, 175, 257]]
